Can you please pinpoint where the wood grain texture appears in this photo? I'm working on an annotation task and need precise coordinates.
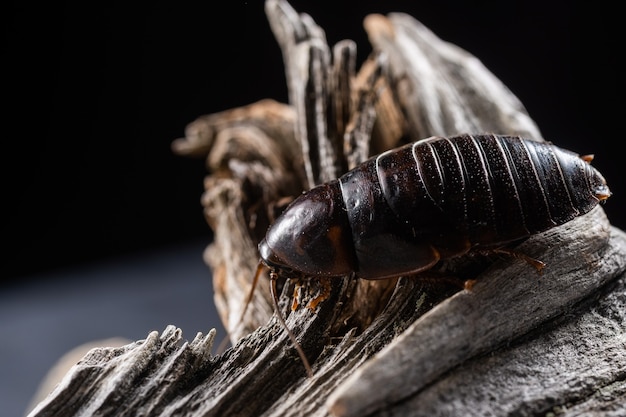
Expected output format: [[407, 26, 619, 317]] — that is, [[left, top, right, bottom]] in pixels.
[[27, 214, 626, 417]]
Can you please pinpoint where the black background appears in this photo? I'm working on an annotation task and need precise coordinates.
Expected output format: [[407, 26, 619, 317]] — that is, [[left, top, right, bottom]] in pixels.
[[5, 1, 622, 280]]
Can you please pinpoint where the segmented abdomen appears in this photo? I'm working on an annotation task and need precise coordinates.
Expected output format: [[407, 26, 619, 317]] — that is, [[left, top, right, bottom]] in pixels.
[[374, 134, 598, 247]]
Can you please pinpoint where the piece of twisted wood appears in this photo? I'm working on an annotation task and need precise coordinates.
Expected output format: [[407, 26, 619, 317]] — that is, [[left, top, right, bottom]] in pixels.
[[327, 206, 625, 417], [27, 208, 626, 417], [363, 12, 544, 142]]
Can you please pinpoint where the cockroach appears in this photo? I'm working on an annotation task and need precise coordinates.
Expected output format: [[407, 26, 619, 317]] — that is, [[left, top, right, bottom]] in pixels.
[[245, 133, 611, 377]]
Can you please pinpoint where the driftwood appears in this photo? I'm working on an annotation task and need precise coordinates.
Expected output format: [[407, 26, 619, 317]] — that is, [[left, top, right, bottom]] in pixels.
[[29, 1, 626, 416]]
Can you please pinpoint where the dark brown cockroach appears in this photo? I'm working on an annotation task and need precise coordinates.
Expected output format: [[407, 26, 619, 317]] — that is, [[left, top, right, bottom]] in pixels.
[[246, 133, 611, 377]]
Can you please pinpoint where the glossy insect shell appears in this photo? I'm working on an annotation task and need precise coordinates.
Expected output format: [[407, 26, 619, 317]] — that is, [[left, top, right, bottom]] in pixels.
[[258, 134, 610, 280]]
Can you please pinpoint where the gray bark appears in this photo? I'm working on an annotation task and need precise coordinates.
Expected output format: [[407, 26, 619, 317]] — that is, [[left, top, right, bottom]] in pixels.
[[28, 1, 626, 416]]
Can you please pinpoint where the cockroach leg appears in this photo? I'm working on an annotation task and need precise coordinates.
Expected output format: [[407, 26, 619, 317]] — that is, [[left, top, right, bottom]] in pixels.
[[462, 247, 546, 292], [485, 248, 546, 274], [581, 154, 594, 163], [306, 277, 332, 310], [269, 270, 314, 378], [464, 279, 478, 291], [218, 262, 314, 377], [291, 279, 303, 311]]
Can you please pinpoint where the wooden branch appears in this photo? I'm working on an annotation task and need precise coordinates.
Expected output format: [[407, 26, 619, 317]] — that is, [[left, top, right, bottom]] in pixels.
[[328, 206, 623, 417], [29, 1, 626, 416], [363, 12, 544, 141], [28, 211, 626, 417]]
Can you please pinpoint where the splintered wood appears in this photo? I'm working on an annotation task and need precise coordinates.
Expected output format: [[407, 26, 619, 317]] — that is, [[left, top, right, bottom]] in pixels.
[[28, 1, 626, 416]]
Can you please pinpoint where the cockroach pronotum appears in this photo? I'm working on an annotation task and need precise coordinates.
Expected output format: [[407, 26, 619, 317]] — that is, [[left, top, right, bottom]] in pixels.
[[244, 133, 611, 377]]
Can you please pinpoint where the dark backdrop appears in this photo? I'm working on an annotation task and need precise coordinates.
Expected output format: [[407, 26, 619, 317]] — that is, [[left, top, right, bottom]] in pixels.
[[6, 1, 622, 280]]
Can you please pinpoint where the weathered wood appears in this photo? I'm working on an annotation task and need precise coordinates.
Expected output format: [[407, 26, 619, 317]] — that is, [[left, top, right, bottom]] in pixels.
[[327, 206, 623, 417], [363, 12, 544, 141], [174, 99, 305, 340], [27, 214, 626, 417], [28, 1, 626, 416]]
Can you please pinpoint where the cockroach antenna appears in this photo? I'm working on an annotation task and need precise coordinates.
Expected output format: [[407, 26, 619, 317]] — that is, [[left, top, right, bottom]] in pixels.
[[267, 268, 314, 378], [233, 260, 313, 378]]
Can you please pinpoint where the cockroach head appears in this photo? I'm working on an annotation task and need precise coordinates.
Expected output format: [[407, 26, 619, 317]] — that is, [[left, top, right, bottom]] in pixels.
[[258, 181, 356, 277]]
